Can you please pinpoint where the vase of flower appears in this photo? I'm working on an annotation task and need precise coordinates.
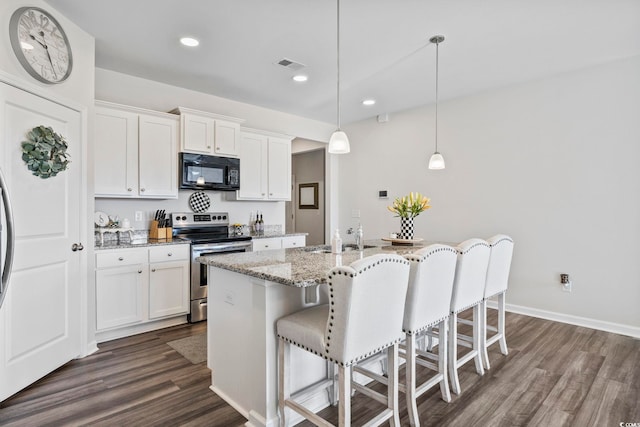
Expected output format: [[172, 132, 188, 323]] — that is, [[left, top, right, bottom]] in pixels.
[[400, 217, 414, 240], [387, 192, 431, 241]]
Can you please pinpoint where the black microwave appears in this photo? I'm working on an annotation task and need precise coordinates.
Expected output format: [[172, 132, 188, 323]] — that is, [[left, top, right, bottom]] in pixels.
[[179, 153, 240, 191]]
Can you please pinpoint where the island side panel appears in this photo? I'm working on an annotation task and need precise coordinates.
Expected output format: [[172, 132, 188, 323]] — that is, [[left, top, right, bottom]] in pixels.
[[207, 266, 330, 427]]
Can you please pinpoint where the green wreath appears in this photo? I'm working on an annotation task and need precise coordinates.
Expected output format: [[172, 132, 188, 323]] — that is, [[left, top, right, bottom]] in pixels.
[[21, 125, 70, 179]]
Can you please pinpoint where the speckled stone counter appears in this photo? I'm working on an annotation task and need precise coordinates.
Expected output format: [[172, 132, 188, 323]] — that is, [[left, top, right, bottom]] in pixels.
[[197, 240, 436, 287], [250, 232, 308, 240], [95, 238, 190, 250]]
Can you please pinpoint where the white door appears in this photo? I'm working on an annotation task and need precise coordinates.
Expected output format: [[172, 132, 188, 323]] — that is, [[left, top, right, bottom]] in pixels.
[[0, 82, 82, 402]]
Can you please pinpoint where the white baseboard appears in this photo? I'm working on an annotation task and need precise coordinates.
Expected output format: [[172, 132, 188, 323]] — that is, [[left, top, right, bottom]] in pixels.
[[486, 300, 640, 339]]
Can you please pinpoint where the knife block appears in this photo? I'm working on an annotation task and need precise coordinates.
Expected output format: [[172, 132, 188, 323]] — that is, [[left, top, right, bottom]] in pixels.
[[149, 220, 172, 241]]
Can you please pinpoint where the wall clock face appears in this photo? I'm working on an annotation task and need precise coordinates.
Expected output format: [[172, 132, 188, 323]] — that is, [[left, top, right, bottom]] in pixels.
[[9, 7, 73, 84]]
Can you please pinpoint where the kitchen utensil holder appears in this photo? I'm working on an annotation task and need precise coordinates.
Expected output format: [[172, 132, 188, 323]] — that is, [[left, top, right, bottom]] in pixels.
[[149, 220, 172, 241]]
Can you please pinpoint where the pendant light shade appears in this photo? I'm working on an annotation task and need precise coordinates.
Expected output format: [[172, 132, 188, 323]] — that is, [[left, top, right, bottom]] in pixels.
[[428, 35, 445, 170], [328, 0, 350, 154], [428, 152, 445, 169], [329, 130, 350, 154]]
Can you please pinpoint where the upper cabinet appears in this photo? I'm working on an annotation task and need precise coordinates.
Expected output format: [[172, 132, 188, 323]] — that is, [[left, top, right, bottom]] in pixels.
[[227, 129, 292, 201], [171, 107, 244, 158], [95, 101, 178, 199]]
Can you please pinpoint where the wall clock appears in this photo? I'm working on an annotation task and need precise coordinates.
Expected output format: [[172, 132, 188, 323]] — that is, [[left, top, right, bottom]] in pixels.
[[9, 7, 73, 84]]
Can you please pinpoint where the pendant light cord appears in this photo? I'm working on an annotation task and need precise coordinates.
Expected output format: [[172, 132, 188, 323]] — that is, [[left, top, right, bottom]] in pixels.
[[434, 39, 439, 153], [336, 0, 341, 130]]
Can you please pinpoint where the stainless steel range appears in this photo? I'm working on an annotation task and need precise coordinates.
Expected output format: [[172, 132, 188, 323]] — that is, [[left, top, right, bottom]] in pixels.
[[172, 212, 252, 322]]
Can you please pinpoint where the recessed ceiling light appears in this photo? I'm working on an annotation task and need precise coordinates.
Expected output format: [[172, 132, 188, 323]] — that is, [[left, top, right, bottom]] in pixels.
[[180, 37, 199, 47], [362, 99, 376, 106], [292, 75, 308, 82]]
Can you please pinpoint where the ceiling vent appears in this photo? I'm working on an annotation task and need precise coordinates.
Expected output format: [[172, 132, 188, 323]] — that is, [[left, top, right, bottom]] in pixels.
[[275, 58, 305, 71]]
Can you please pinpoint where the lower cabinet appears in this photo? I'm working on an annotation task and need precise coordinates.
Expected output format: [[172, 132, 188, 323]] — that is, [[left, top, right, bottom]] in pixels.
[[149, 261, 189, 319], [95, 244, 190, 342], [252, 235, 306, 252]]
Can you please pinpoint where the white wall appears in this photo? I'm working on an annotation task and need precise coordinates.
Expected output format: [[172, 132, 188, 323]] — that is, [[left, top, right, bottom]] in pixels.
[[338, 56, 640, 333]]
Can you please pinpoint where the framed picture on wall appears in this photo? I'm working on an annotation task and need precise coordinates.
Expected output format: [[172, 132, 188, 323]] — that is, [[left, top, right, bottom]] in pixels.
[[299, 183, 319, 209]]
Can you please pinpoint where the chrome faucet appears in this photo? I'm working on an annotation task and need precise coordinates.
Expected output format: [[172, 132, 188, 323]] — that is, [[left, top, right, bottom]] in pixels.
[[347, 224, 364, 250]]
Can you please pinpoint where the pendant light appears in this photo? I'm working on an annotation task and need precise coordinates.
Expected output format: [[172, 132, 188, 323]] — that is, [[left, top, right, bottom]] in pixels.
[[428, 35, 445, 170], [328, 0, 350, 154]]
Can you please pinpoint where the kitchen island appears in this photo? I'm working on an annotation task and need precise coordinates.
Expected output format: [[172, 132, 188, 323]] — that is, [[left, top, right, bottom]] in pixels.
[[197, 241, 431, 427]]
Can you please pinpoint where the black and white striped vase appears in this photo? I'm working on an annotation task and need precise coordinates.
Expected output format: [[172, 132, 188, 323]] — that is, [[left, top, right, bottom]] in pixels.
[[400, 217, 414, 240]]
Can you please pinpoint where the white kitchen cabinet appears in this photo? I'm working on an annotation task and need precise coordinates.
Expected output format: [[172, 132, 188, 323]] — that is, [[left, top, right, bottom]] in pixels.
[[172, 107, 244, 158], [282, 235, 306, 249], [253, 235, 306, 252], [95, 244, 190, 342], [95, 101, 178, 198], [138, 115, 178, 198], [96, 249, 148, 330], [148, 245, 190, 319], [228, 129, 292, 201], [252, 237, 282, 252]]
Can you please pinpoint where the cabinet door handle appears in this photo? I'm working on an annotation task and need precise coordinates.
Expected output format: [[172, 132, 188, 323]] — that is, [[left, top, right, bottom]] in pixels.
[[151, 268, 156, 272], [78, 243, 84, 251], [167, 253, 172, 257], [71, 243, 78, 252], [127, 188, 133, 192], [118, 257, 124, 261], [138, 269, 142, 274], [262, 193, 265, 196], [140, 188, 145, 192], [270, 193, 273, 196]]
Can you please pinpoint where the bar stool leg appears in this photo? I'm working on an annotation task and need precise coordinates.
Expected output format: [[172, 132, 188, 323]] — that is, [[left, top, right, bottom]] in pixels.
[[448, 312, 461, 395], [278, 337, 290, 427], [498, 292, 508, 355], [438, 319, 451, 403], [481, 300, 491, 370], [473, 305, 485, 376], [405, 334, 419, 426], [388, 343, 400, 427], [338, 364, 351, 427]]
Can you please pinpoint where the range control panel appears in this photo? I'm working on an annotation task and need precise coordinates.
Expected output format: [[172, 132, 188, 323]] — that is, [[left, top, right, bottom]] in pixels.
[[172, 212, 229, 228]]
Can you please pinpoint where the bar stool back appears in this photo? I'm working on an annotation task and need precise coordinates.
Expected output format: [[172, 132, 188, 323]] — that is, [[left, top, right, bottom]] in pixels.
[[481, 234, 514, 369], [277, 254, 410, 427], [403, 244, 457, 426], [448, 238, 490, 395]]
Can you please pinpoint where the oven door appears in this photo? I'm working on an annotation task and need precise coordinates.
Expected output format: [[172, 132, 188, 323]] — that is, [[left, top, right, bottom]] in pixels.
[[191, 240, 252, 300]]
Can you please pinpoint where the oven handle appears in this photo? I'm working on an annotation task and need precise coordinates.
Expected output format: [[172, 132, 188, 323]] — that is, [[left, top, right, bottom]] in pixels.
[[192, 241, 252, 254]]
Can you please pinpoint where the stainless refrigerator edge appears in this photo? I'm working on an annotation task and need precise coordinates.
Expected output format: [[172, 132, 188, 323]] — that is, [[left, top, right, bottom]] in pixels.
[[0, 167, 15, 310]]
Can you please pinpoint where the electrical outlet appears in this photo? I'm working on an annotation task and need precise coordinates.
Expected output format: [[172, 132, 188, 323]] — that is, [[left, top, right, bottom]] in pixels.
[[560, 274, 572, 292], [135, 211, 143, 221]]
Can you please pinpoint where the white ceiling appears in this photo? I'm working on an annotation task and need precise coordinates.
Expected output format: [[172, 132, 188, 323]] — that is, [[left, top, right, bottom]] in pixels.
[[45, 0, 640, 125]]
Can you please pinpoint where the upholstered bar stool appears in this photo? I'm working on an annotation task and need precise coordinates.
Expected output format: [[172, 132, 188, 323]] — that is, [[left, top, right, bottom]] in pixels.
[[402, 244, 458, 426], [277, 254, 410, 427], [448, 238, 490, 395], [481, 234, 514, 370]]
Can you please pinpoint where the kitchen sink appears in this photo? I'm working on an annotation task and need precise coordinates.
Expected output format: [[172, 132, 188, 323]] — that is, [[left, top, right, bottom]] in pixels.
[[305, 244, 376, 254]]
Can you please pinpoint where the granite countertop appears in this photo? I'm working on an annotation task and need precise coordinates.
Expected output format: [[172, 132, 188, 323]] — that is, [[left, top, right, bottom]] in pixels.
[[249, 232, 308, 240], [197, 239, 447, 287], [95, 238, 190, 250]]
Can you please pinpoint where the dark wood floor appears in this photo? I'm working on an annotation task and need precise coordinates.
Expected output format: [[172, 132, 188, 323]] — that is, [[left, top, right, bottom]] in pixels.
[[1, 311, 638, 426]]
